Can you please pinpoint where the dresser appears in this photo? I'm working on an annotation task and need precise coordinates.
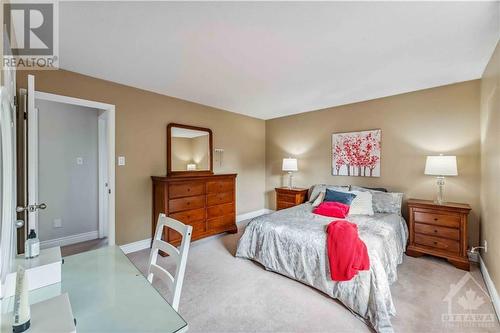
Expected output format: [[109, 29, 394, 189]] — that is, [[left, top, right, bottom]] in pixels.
[[406, 199, 471, 270], [275, 187, 308, 211], [152, 174, 237, 245]]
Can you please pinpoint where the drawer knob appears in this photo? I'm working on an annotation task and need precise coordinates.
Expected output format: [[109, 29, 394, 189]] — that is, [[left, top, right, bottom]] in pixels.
[[434, 218, 438, 221], [433, 241, 438, 245], [434, 229, 438, 233]]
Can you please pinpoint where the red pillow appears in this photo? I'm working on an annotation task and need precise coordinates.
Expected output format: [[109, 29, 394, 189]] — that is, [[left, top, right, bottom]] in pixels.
[[313, 201, 350, 218]]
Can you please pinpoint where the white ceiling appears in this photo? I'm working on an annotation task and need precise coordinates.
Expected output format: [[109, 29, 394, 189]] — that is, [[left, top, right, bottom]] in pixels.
[[59, 2, 499, 120], [172, 127, 209, 138]]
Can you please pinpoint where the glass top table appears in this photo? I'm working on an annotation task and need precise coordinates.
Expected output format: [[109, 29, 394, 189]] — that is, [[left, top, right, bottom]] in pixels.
[[61, 246, 187, 333]]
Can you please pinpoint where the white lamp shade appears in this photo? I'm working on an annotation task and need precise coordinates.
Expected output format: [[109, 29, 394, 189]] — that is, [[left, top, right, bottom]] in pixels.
[[282, 158, 298, 172], [424, 155, 458, 176]]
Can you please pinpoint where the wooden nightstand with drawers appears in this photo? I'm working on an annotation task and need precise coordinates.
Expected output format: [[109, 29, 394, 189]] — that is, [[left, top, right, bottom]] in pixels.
[[275, 187, 308, 211], [406, 199, 471, 270]]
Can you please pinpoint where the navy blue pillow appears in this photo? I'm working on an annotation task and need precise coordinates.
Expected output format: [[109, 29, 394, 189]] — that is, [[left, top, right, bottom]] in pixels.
[[324, 189, 357, 205]]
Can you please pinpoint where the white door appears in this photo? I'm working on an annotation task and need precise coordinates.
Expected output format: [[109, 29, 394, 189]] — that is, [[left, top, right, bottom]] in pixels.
[[26, 75, 46, 234], [0, 53, 17, 288]]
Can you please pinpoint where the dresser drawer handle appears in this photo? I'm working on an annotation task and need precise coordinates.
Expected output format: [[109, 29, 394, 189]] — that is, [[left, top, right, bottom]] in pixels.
[[434, 229, 438, 233], [434, 218, 438, 221], [433, 241, 438, 245]]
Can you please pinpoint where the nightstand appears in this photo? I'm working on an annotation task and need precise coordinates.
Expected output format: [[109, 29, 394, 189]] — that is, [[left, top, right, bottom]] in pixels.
[[406, 199, 471, 270], [275, 187, 308, 211]]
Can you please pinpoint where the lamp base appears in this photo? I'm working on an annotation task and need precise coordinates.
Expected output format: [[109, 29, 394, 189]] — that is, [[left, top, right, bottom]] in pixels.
[[435, 176, 445, 205], [287, 172, 294, 189]]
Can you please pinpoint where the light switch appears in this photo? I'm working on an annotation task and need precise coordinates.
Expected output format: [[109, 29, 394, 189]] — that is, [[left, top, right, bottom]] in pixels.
[[76, 157, 83, 165], [118, 156, 126, 166]]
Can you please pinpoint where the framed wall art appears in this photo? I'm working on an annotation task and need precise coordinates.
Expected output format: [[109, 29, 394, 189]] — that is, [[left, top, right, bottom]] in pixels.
[[332, 129, 381, 177]]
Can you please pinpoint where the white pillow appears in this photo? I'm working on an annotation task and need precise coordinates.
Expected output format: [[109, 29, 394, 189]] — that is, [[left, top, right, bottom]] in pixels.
[[348, 191, 374, 216], [312, 191, 325, 207]]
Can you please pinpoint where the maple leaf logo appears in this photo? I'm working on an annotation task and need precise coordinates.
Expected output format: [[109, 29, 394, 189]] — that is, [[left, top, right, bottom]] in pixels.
[[457, 289, 485, 311]]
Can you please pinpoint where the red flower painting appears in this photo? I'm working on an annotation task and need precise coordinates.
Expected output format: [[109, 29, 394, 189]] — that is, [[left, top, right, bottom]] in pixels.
[[332, 130, 381, 177]]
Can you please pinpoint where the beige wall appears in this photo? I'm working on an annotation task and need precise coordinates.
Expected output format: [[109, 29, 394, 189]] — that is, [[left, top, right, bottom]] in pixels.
[[171, 135, 210, 171], [192, 135, 209, 170], [17, 69, 266, 245], [171, 137, 193, 170], [480, 41, 500, 292], [266, 81, 481, 246]]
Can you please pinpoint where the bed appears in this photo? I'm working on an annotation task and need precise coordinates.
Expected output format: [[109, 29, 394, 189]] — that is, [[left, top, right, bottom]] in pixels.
[[235, 201, 408, 333]]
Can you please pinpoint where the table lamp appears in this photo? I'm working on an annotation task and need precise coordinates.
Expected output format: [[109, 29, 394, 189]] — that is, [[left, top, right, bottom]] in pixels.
[[282, 158, 298, 189], [424, 155, 458, 204]]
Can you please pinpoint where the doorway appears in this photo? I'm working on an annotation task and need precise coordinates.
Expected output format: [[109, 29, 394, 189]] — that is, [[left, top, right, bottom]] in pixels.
[[17, 75, 115, 254]]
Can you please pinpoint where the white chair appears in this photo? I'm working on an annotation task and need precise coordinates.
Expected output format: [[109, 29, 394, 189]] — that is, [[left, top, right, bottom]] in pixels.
[[147, 214, 192, 311]]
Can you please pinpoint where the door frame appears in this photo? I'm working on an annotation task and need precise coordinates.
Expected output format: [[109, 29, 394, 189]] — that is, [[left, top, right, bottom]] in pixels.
[[98, 111, 109, 239], [21, 87, 116, 246]]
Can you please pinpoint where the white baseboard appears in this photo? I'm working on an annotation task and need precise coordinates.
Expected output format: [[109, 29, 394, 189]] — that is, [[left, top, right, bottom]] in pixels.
[[479, 255, 500, 321], [120, 208, 274, 254], [40, 230, 98, 249], [120, 238, 152, 254], [236, 208, 274, 223]]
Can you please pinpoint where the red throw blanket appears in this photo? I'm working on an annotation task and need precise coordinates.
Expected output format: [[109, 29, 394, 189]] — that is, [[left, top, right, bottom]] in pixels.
[[326, 220, 370, 281]]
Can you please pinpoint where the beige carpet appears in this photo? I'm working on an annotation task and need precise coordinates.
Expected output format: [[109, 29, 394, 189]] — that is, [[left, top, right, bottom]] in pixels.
[[127, 220, 500, 333]]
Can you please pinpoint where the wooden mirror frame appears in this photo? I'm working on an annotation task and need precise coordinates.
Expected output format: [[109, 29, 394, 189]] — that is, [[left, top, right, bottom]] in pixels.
[[167, 123, 214, 177]]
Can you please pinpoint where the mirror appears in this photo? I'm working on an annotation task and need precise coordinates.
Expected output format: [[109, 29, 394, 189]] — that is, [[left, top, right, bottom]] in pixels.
[[167, 123, 213, 176]]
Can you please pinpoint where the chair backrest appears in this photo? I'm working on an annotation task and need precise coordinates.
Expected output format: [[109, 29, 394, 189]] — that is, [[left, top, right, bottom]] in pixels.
[[147, 214, 192, 311]]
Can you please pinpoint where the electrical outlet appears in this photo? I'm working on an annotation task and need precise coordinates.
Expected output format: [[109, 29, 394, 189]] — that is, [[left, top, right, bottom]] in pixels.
[[53, 218, 62, 228], [484, 240, 488, 253], [118, 156, 126, 166], [76, 157, 83, 165]]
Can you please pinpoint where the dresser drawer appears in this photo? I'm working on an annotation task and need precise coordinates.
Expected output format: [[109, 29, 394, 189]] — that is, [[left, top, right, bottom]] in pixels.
[[207, 203, 235, 218], [169, 195, 205, 213], [169, 208, 205, 224], [168, 219, 206, 242], [415, 233, 459, 254], [277, 201, 295, 210], [208, 214, 235, 231], [413, 211, 460, 228], [207, 180, 233, 193], [414, 223, 460, 240], [169, 182, 205, 199], [277, 193, 297, 204], [207, 191, 233, 206]]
